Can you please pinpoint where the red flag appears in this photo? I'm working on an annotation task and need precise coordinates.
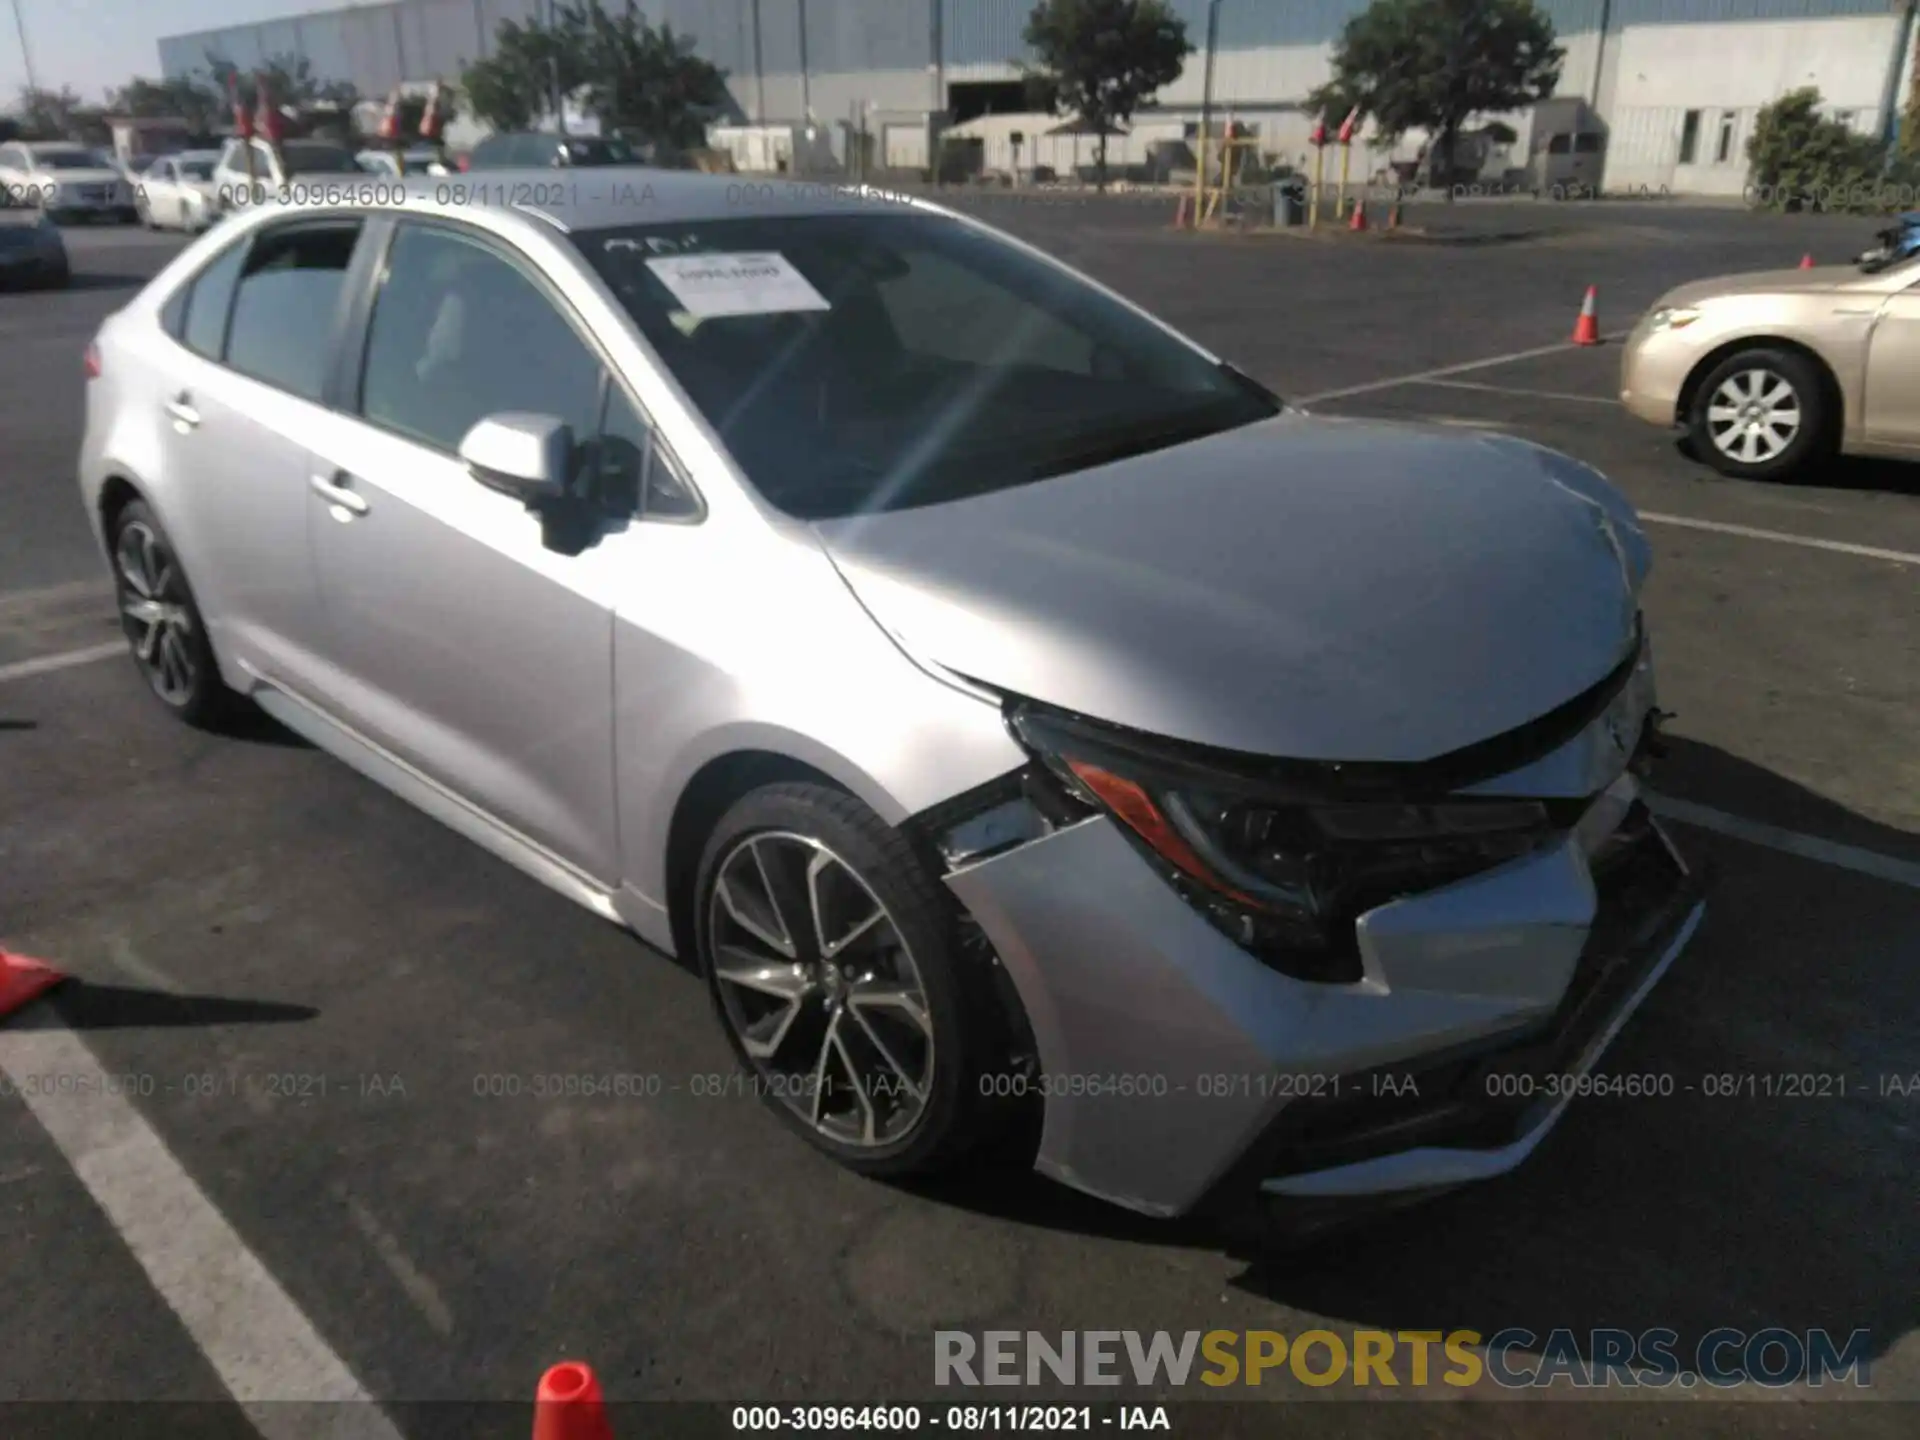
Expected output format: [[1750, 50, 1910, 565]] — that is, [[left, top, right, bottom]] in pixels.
[[1337, 106, 1360, 144], [1308, 113, 1326, 147], [418, 81, 444, 142], [377, 86, 402, 142], [254, 75, 284, 145], [228, 72, 254, 140]]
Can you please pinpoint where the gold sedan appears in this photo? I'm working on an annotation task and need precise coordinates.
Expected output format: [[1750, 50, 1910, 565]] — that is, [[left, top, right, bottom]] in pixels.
[[1620, 254, 1920, 479]]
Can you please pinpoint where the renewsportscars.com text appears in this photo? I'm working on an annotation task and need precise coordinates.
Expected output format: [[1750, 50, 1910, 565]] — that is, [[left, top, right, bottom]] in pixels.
[[934, 1328, 1873, 1389]]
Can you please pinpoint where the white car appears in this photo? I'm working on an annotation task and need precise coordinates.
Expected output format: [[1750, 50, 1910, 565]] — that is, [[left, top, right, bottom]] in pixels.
[[0, 140, 136, 223], [209, 138, 366, 216], [356, 147, 453, 177], [135, 152, 221, 232]]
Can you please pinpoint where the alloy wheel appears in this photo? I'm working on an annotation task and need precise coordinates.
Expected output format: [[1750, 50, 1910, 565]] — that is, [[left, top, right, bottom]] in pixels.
[[115, 520, 198, 706], [707, 831, 936, 1148], [1705, 368, 1801, 464]]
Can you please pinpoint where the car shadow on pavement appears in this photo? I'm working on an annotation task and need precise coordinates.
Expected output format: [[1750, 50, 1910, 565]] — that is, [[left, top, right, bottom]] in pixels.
[[220, 703, 312, 749], [10, 980, 319, 1032], [1676, 437, 1920, 499], [911, 739, 1918, 1369]]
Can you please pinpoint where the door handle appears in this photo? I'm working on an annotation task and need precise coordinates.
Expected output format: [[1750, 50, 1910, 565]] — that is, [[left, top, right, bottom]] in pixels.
[[310, 470, 370, 517], [164, 394, 200, 429]]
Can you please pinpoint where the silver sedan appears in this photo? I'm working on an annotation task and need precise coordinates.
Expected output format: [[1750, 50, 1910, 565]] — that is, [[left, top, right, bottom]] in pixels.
[[77, 173, 1704, 1235]]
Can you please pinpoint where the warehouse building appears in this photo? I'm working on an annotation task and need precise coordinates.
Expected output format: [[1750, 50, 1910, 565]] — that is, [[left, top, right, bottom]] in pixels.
[[158, 0, 1920, 195]]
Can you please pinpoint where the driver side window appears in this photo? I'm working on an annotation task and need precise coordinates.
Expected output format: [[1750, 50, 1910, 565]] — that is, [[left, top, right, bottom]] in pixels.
[[357, 222, 604, 462]]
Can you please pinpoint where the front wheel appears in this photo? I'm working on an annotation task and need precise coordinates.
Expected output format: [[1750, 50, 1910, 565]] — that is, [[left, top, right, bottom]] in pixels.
[[694, 782, 998, 1178], [1687, 347, 1832, 481]]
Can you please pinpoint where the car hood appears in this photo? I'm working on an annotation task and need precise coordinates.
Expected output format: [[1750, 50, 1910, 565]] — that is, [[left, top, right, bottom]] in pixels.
[[1654, 265, 1892, 307], [813, 414, 1649, 763]]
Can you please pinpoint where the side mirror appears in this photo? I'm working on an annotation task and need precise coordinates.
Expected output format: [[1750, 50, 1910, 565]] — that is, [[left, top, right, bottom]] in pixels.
[[458, 413, 573, 506]]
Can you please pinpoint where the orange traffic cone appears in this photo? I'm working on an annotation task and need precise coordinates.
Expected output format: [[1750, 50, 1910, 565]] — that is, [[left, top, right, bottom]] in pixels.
[[1799, 252, 1814, 269], [533, 1363, 613, 1440], [0, 949, 67, 1023], [1571, 285, 1600, 345], [1348, 198, 1367, 232]]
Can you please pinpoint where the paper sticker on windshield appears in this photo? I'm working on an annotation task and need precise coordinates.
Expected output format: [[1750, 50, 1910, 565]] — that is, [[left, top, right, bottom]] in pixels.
[[643, 252, 830, 320]]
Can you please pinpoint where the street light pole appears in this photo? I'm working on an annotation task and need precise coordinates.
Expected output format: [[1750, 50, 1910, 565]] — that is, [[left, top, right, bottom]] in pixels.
[[1193, 0, 1220, 222], [548, 0, 567, 135], [9, 0, 40, 96]]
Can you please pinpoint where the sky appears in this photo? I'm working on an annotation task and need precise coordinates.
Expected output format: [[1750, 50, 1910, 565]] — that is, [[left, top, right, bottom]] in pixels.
[[1, 0, 360, 106]]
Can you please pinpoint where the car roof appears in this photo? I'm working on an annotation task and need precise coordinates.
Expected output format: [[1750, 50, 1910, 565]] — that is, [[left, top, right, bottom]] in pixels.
[[236, 166, 928, 231]]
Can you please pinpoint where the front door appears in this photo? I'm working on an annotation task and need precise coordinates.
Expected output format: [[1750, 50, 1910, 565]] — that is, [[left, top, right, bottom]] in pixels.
[[301, 219, 623, 881], [1863, 283, 1920, 450]]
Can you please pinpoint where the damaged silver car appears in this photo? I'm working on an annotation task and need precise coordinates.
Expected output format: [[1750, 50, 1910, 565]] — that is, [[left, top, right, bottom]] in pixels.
[[79, 174, 1705, 1232]]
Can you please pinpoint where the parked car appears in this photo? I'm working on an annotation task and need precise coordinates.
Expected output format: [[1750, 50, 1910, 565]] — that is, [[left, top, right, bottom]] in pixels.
[[466, 132, 632, 169], [210, 138, 366, 215], [1620, 248, 1920, 480], [78, 173, 1702, 1236], [0, 185, 69, 287], [356, 147, 455, 177], [136, 151, 222, 232], [0, 140, 137, 223]]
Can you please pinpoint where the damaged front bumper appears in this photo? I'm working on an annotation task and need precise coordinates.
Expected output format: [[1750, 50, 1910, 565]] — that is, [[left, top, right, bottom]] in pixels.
[[933, 660, 1706, 1222]]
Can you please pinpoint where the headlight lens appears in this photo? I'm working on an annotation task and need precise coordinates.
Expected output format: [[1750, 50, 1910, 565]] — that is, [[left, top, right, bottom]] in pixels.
[[1646, 305, 1700, 331], [1010, 708, 1558, 984]]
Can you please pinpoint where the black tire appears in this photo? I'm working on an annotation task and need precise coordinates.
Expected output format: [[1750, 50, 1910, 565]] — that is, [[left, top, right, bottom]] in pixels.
[[107, 499, 241, 728], [40, 259, 69, 289], [693, 782, 998, 1178], [1686, 346, 1833, 481]]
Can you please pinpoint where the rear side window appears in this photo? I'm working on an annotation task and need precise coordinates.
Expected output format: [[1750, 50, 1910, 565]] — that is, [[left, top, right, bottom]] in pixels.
[[179, 239, 248, 360], [1547, 134, 1572, 155], [224, 222, 362, 400]]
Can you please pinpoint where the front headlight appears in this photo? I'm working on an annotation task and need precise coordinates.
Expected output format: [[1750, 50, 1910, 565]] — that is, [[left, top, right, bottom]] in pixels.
[[1646, 305, 1700, 331], [1009, 707, 1558, 984]]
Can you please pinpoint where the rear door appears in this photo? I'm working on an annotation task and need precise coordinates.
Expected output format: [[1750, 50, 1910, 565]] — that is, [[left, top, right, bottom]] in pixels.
[[146, 217, 368, 691], [298, 217, 626, 880]]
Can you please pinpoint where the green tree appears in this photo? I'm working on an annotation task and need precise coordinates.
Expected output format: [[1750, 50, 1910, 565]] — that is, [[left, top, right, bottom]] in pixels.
[[571, 2, 729, 153], [1748, 87, 1894, 214], [14, 85, 88, 139], [1309, 0, 1562, 193], [1021, 0, 1192, 190], [107, 76, 226, 136], [462, 12, 593, 133]]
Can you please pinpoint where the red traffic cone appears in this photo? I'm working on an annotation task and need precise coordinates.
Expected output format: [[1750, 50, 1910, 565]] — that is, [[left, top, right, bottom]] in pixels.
[[1571, 285, 1600, 345], [0, 949, 67, 1023], [533, 1363, 613, 1440], [1799, 252, 1814, 269], [1348, 198, 1368, 232]]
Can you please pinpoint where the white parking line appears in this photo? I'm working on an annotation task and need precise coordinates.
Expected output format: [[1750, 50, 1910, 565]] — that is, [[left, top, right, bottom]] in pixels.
[[1639, 512, 1920, 566], [1414, 377, 1618, 405], [0, 640, 124, 686], [1648, 794, 1920, 891], [1297, 334, 1626, 403], [0, 1021, 408, 1436]]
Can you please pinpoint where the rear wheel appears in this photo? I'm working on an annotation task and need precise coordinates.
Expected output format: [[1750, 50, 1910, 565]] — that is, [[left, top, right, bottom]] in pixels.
[[1687, 347, 1831, 481], [694, 782, 996, 1177], [108, 500, 239, 728]]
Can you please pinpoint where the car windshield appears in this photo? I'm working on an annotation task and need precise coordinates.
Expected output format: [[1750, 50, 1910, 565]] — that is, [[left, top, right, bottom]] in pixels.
[[279, 144, 362, 175], [36, 150, 98, 171], [178, 159, 215, 180], [575, 211, 1280, 519], [562, 138, 624, 165]]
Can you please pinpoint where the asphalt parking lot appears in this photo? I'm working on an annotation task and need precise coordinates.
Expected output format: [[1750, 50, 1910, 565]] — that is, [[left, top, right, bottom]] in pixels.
[[2, 204, 1917, 1437]]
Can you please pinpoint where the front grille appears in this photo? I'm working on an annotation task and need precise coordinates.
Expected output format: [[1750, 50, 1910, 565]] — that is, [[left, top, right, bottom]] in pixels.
[[1220, 804, 1701, 1186]]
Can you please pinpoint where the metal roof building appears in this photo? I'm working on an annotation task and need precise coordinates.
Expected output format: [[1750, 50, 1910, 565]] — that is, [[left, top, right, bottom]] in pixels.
[[157, 0, 1920, 194]]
